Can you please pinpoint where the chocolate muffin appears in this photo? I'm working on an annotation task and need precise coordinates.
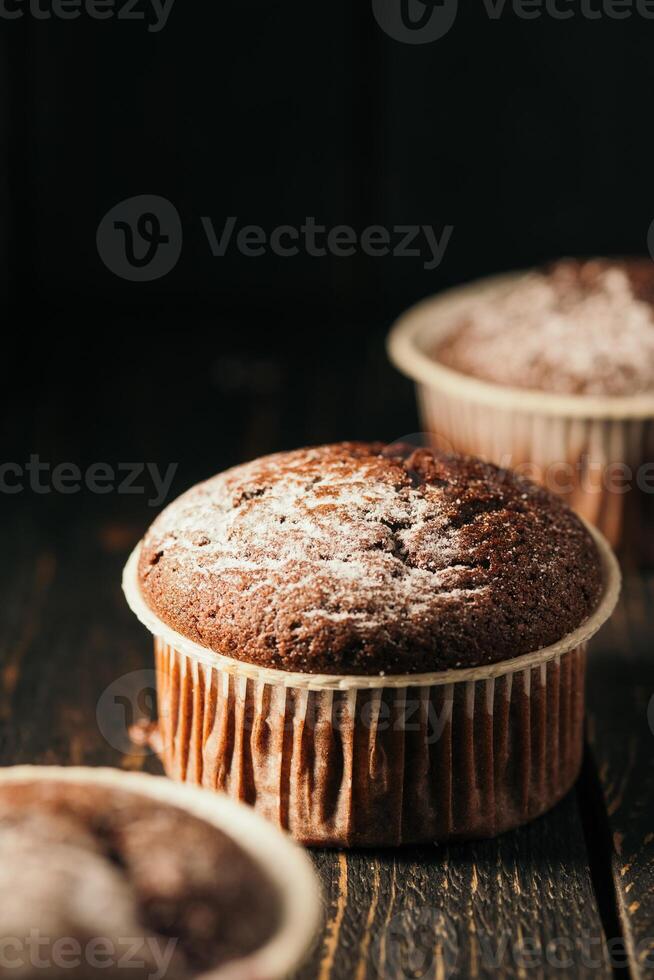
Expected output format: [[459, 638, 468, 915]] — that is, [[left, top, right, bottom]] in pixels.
[[125, 443, 619, 846], [0, 779, 280, 979], [434, 258, 654, 397], [138, 442, 602, 675], [0, 768, 320, 979]]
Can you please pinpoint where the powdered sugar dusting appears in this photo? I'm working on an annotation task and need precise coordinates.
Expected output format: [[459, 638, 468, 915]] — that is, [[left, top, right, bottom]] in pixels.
[[142, 446, 486, 635], [436, 259, 654, 396], [138, 443, 602, 674]]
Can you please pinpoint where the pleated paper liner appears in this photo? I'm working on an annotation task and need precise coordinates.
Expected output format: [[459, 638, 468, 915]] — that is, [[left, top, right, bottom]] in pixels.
[[388, 273, 654, 567], [0, 766, 321, 980], [122, 527, 620, 847]]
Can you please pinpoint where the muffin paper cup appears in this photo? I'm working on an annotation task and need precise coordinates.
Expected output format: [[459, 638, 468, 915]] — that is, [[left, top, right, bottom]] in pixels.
[[0, 766, 321, 980], [123, 525, 620, 848], [388, 273, 654, 565]]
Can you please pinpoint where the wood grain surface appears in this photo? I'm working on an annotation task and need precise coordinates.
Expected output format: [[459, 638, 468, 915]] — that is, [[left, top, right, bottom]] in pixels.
[[0, 503, 650, 979], [587, 575, 654, 980]]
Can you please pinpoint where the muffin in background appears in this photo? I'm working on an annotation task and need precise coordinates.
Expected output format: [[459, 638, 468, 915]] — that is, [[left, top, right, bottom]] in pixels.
[[124, 442, 620, 847], [388, 259, 654, 564], [436, 259, 654, 396]]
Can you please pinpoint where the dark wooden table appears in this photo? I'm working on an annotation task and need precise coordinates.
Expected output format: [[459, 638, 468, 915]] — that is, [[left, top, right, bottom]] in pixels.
[[1, 501, 652, 979]]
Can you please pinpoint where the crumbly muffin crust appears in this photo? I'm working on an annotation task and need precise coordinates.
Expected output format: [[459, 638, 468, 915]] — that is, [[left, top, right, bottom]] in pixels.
[[434, 258, 654, 397], [138, 442, 603, 675]]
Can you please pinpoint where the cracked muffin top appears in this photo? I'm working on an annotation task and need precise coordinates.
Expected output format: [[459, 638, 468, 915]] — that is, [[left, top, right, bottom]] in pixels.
[[138, 442, 603, 674], [434, 258, 654, 397]]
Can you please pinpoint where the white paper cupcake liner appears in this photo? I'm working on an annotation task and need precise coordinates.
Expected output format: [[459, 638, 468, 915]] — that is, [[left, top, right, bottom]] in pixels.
[[122, 526, 620, 847]]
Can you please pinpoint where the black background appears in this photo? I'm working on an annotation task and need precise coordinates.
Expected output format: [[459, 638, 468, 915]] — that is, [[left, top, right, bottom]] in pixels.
[[2, 1, 653, 519], [0, 10, 651, 972]]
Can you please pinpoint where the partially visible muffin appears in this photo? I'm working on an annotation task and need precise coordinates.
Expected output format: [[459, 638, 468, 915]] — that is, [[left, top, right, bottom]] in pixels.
[[434, 258, 654, 396], [0, 781, 280, 978], [138, 441, 603, 675]]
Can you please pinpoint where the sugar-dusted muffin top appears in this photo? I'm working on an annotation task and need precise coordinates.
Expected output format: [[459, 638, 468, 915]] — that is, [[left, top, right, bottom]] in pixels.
[[0, 780, 279, 978], [138, 442, 603, 675], [434, 258, 654, 397]]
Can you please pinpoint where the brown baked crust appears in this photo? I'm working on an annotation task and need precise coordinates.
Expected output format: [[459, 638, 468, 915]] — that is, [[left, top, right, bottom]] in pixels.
[[434, 258, 654, 397], [138, 442, 603, 675]]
